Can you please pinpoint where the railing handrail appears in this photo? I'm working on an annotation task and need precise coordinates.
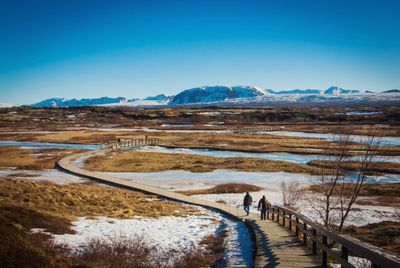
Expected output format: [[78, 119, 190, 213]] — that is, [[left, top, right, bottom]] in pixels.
[[269, 205, 400, 268], [233, 126, 282, 133], [101, 137, 160, 150]]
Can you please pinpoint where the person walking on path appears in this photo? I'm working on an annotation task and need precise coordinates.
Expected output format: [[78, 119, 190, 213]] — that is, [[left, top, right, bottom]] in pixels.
[[243, 192, 253, 216], [258, 195, 271, 220]]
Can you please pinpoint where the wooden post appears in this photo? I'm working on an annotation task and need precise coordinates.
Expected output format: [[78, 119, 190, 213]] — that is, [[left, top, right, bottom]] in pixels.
[[282, 210, 286, 227], [303, 222, 307, 245], [272, 208, 275, 221], [312, 228, 317, 255], [277, 208, 280, 223], [289, 213, 292, 230], [295, 217, 299, 237], [341, 245, 349, 268], [322, 235, 328, 267]]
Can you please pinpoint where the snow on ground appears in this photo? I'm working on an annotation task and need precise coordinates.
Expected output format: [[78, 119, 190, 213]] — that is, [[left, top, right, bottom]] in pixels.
[[0, 168, 88, 184], [46, 206, 253, 266], [161, 123, 194, 127], [345, 111, 383, 116], [102, 170, 315, 191], [136, 146, 400, 164], [195, 190, 399, 227]]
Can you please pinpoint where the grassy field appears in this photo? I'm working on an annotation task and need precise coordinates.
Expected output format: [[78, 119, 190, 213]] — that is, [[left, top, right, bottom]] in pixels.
[[308, 183, 400, 207], [345, 221, 400, 256], [84, 150, 324, 174], [0, 146, 87, 170], [0, 178, 199, 220], [308, 160, 400, 175], [2, 127, 398, 156]]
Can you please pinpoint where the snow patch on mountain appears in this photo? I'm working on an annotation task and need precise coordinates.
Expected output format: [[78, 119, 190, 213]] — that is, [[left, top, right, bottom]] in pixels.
[[272, 89, 323, 94]]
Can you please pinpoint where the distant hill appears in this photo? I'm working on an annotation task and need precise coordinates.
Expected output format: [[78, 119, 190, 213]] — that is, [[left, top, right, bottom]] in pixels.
[[144, 94, 169, 101], [170, 86, 266, 105], [32, 97, 127, 107], [382, 89, 400, 93]]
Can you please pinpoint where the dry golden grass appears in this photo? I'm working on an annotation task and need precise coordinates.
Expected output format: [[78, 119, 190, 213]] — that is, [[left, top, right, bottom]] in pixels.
[[0, 146, 87, 170], [284, 123, 400, 137], [308, 160, 400, 174], [345, 221, 400, 256], [2, 128, 399, 155], [0, 178, 199, 221], [309, 183, 400, 207], [84, 151, 323, 174], [178, 183, 263, 195]]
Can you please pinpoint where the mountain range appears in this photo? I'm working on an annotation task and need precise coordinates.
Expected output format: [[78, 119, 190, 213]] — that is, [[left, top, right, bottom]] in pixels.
[[22, 86, 400, 107]]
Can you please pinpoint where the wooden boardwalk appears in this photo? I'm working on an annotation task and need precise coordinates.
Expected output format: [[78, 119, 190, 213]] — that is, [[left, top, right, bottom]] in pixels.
[[58, 150, 320, 267]]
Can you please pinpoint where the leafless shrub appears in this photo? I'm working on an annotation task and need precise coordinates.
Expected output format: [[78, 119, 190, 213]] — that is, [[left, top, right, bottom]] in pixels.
[[75, 235, 159, 268], [306, 126, 383, 231], [281, 181, 303, 209], [73, 233, 225, 268], [394, 208, 400, 221]]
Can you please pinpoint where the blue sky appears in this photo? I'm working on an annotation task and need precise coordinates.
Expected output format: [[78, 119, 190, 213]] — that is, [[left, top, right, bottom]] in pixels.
[[1, 0, 399, 104]]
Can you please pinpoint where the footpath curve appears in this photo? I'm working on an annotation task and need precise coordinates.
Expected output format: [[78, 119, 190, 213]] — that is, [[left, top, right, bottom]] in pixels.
[[58, 150, 320, 268]]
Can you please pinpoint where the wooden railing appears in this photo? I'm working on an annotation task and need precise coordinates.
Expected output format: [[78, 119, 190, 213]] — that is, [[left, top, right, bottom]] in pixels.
[[233, 126, 282, 133], [268, 206, 400, 268], [101, 138, 160, 150]]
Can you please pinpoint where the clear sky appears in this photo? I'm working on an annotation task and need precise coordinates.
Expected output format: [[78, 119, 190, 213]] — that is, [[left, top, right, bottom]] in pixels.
[[1, 0, 399, 104]]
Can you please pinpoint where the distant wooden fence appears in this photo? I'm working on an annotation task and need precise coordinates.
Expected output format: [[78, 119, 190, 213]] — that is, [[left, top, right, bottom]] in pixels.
[[101, 138, 160, 150], [233, 126, 282, 133], [268, 206, 400, 268]]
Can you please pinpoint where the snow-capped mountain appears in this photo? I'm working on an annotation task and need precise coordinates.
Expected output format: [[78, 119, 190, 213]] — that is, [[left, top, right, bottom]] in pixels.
[[27, 85, 400, 107], [32, 97, 127, 107], [271, 89, 323, 94], [170, 86, 267, 105], [323, 86, 359, 94]]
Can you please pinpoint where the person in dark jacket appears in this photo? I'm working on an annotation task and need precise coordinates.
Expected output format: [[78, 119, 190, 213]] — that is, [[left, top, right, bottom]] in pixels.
[[258, 195, 270, 220], [243, 192, 253, 215]]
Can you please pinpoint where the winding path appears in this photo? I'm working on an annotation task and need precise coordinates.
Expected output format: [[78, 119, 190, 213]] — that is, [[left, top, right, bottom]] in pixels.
[[58, 150, 320, 268]]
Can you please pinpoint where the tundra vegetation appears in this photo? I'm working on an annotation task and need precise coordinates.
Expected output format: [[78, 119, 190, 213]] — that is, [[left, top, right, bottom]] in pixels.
[[84, 151, 323, 174], [0, 178, 228, 268], [0, 105, 399, 264]]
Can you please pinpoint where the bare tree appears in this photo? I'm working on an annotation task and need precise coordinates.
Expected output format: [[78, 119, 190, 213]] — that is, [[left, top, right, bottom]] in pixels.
[[308, 127, 382, 231]]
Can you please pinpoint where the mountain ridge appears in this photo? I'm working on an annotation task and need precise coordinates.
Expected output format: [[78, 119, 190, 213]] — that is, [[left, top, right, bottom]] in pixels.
[[24, 85, 400, 107]]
